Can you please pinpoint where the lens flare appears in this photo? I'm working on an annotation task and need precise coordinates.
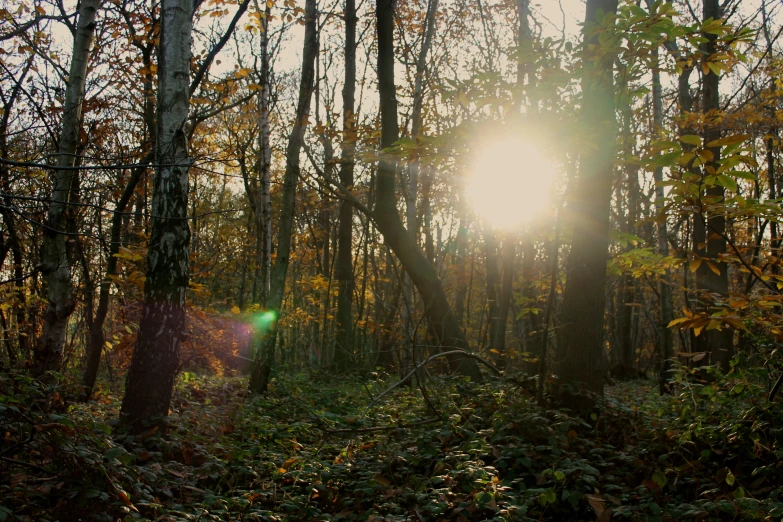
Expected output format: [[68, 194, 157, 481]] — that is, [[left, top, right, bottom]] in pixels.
[[466, 136, 558, 228], [253, 310, 277, 335]]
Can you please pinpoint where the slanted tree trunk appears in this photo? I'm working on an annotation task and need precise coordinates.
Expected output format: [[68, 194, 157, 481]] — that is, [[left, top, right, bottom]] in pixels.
[[249, 0, 317, 393], [692, 0, 732, 372], [333, 0, 357, 372], [35, 0, 101, 377], [556, 0, 618, 405], [118, 0, 192, 433], [374, 0, 481, 381]]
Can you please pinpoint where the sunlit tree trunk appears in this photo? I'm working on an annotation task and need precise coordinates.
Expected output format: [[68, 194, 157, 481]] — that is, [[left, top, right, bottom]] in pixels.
[[35, 0, 101, 377], [692, 0, 732, 372], [119, 0, 192, 432], [333, 0, 357, 372], [249, 0, 317, 393], [374, 0, 481, 381], [556, 0, 618, 405]]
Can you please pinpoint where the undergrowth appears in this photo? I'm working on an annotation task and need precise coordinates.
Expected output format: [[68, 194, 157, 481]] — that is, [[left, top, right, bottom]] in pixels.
[[1, 363, 782, 521]]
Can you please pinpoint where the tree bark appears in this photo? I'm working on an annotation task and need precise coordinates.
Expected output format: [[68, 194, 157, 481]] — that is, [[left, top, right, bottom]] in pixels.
[[692, 0, 732, 372], [650, 40, 674, 393], [374, 0, 481, 381], [119, 0, 192, 433], [254, 0, 273, 308], [249, 0, 317, 393], [556, 0, 618, 404], [35, 0, 101, 377], [333, 0, 357, 372]]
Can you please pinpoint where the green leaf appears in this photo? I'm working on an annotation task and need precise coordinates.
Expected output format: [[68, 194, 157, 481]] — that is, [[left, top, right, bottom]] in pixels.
[[726, 469, 736, 486], [653, 470, 668, 488], [680, 134, 701, 146], [716, 174, 738, 192]]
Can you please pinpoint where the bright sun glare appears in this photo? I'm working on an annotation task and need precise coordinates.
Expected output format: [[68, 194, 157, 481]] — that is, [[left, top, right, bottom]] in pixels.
[[466, 137, 558, 228]]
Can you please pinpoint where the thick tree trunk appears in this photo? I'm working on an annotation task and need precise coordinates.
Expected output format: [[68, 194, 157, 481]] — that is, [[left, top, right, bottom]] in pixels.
[[333, 0, 357, 372], [119, 0, 192, 433], [374, 0, 481, 381], [692, 0, 732, 372], [249, 0, 317, 393], [556, 0, 618, 404], [35, 0, 101, 377]]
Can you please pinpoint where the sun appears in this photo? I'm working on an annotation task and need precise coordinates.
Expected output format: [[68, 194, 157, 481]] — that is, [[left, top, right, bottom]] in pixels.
[[465, 136, 558, 228]]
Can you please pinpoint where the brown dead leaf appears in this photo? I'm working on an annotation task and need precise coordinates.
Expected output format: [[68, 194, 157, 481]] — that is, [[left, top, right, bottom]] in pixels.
[[586, 494, 611, 522]]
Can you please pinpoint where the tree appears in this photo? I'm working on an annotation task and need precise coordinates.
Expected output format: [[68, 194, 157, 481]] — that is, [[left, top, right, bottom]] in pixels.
[[556, 0, 618, 404], [249, 0, 318, 393], [373, 0, 481, 381], [119, 0, 192, 432], [692, 0, 732, 372], [333, 0, 357, 372], [35, 0, 102, 377]]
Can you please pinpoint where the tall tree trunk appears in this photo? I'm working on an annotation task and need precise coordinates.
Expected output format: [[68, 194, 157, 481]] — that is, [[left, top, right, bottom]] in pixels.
[[374, 0, 481, 381], [249, 0, 317, 393], [255, 0, 273, 307], [556, 0, 618, 405], [35, 0, 101, 377], [693, 0, 732, 372], [333, 0, 357, 372], [520, 238, 541, 373], [483, 228, 501, 352], [453, 191, 470, 328], [615, 96, 637, 377], [650, 39, 674, 393], [762, 0, 779, 273], [492, 232, 515, 365], [118, 0, 192, 432]]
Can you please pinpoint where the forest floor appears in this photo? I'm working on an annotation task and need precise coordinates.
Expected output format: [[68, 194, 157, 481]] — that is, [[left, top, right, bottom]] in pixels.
[[1, 366, 782, 521]]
